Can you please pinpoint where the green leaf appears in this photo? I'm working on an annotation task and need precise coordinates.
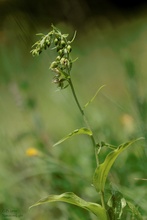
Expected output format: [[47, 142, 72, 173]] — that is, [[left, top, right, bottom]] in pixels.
[[51, 24, 61, 33], [93, 138, 143, 193], [53, 127, 92, 147], [69, 30, 77, 43], [127, 201, 143, 220], [107, 190, 127, 219], [29, 192, 107, 219], [84, 85, 106, 109], [36, 33, 44, 36], [62, 34, 69, 38], [31, 41, 40, 48]]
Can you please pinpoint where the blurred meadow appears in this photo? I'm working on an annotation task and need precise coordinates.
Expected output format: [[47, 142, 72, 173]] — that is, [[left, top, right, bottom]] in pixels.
[[0, 0, 147, 219]]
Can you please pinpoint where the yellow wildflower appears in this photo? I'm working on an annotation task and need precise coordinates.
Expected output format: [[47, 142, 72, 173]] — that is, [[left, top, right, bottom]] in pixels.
[[26, 148, 39, 157]]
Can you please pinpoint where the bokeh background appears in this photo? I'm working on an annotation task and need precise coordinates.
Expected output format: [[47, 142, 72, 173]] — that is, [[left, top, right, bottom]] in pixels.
[[0, 0, 147, 219]]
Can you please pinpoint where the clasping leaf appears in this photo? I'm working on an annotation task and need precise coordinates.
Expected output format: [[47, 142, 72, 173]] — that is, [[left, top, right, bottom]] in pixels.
[[29, 192, 107, 219], [93, 138, 144, 193]]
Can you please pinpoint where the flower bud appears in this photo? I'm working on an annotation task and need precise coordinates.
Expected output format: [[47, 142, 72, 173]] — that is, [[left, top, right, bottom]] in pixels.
[[32, 50, 36, 56], [32, 50, 39, 56], [58, 49, 63, 56], [61, 40, 66, 47], [54, 68, 60, 74], [63, 48, 67, 55], [53, 77, 60, 84], [54, 38, 59, 45], [67, 45, 72, 53], [46, 40, 51, 47], [56, 56, 61, 61], [50, 61, 58, 69]]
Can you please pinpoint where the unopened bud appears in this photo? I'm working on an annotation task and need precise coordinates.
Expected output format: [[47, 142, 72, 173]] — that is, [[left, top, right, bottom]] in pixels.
[[46, 40, 51, 47], [58, 49, 63, 56], [54, 38, 59, 45], [63, 48, 67, 55], [61, 40, 66, 47], [56, 56, 61, 61], [67, 45, 72, 53], [50, 61, 58, 69]]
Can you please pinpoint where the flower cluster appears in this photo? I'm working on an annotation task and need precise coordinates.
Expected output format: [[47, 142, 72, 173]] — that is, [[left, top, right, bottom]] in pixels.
[[31, 25, 76, 89]]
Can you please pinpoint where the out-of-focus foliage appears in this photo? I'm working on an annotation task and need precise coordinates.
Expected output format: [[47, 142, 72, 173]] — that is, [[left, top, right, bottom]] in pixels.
[[0, 1, 147, 219]]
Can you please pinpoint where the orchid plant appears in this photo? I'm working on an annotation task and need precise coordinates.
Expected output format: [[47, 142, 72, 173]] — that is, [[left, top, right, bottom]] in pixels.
[[30, 24, 143, 220]]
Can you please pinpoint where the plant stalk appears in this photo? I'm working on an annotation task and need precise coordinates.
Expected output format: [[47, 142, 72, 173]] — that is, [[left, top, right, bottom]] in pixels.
[[68, 78, 84, 117], [68, 78, 99, 166], [100, 191, 106, 210]]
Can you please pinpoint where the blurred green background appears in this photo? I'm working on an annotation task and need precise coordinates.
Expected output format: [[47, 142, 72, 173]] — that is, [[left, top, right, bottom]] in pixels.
[[0, 0, 147, 219]]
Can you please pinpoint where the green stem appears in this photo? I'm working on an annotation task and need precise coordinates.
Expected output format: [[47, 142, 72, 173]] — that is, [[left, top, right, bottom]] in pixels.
[[68, 78, 99, 166], [68, 78, 84, 117], [100, 191, 106, 210], [68, 77, 108, 212]]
